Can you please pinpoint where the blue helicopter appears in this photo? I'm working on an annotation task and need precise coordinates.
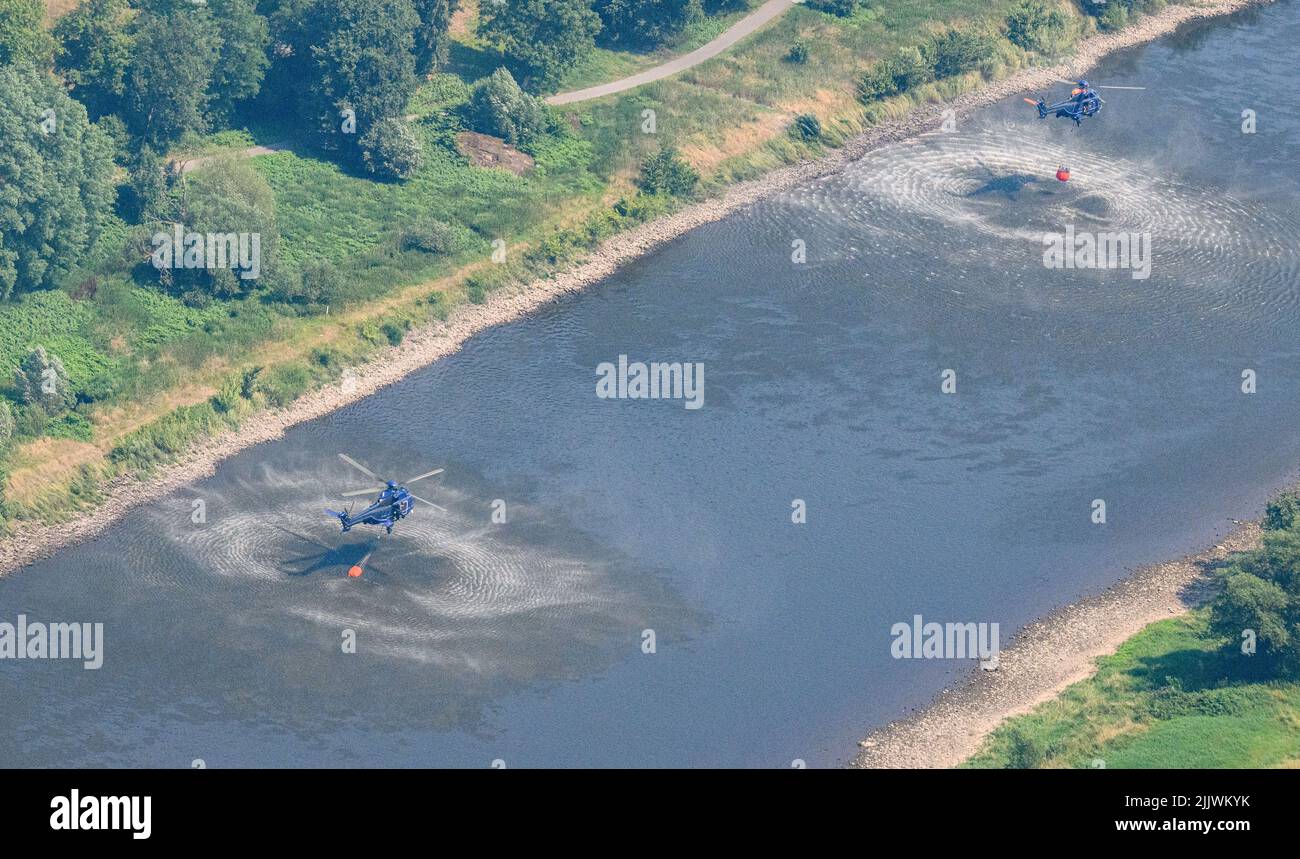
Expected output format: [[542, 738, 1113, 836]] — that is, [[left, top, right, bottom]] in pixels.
[[1024, 79, 1145, 126], [326, 453, 445, 535]]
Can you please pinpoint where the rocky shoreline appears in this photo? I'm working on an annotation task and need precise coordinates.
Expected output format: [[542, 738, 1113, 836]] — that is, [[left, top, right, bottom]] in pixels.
[[0, 0, 1268, 590]]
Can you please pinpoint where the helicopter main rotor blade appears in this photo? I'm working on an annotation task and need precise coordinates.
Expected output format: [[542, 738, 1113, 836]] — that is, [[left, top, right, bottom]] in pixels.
[[1096, 85, 1145, 90], [405, 468, 445, 485], [408, 492, 447, 513], [338, 453, 379, 480], [342, 486, 387, 497]]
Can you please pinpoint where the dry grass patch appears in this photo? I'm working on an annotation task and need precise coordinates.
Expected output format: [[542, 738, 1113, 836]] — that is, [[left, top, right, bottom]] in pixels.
[[681, 110, 791, 174]]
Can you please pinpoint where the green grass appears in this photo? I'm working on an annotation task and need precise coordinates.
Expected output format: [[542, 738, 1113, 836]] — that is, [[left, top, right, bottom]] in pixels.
[[964, 611, 1300, 769], [0, 0, 1163, 530]]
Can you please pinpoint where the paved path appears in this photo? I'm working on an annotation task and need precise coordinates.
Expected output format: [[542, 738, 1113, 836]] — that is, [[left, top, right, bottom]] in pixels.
[[175, 142, 291, 175], [179, 2, 798, 172], [545, 0, 797, 106]]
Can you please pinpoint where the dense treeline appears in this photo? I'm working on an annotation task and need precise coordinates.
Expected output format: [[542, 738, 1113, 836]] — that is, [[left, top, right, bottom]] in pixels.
[[4, 0, 737, 310]]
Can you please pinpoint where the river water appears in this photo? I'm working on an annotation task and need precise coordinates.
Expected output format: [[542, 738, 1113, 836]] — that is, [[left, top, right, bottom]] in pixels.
[[2, 2, 1298, 767]]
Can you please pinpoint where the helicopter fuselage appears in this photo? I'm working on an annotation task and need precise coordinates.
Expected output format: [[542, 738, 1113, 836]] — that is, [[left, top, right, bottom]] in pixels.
[[329, 486, 414, 534]]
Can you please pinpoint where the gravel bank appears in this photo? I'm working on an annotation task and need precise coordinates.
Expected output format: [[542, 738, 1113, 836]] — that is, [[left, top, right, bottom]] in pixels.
[[852, 522, 1263, 768], [0, 0, 1268, 587]]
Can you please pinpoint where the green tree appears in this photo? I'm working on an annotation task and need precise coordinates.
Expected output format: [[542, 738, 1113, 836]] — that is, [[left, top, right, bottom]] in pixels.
[[1208, 524, 1300, 670], [206, 0, 271, 124], [96, 113, 130, 163], [15, 347, 76, 413], [637, 146, 698, 196], [259, 0, 319, 115], [126, 145, 170, 223], [1265, 492, 1300, 532], [595, 0, 701, 51], [124, 5, 222, 147], [0, 0, 53, 67], [413, 0, 458, 76], [306, 0, 420, 147], [0, 63, 116, 299], [1210, 571, 1291, 661], [478, 0, 601, 93], [53, 0, 134, 119], [360, 116, 424, 180], [164, 155, 281, 300], [467, 66, 547, 145]]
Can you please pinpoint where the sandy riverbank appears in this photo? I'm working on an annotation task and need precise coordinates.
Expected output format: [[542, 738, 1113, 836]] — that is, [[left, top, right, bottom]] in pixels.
[[852, 520, 1265, 768], [0, 0, 1268, 582]]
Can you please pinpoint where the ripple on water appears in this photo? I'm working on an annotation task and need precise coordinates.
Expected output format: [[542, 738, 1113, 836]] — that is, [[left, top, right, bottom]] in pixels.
[[147, 472, 694, 687], [742, 125, 1300, 335]]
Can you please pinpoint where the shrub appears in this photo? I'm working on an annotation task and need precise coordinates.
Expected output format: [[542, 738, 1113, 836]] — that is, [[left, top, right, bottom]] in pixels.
[[785, 40, 809, 64], [12, 403, 47, 438], [0, 400, 13, 449], [1094, 2, 1127, 32], [401, 219, 464, 255], [928, 28, 998, 80], [380, 320, 408, 345], [359, 117, 424, 181], [1265, 492, 1300, 531], [467, 67, 548, 146], [529, 228, 588, 265], [792, 114, 822, 140], [15, 347, 76, 413], [1004, 727, 1045, 769], [891, 45, 932, 90], [257, 363, 313, 408], [1006, 1, 1069, 54], [276, 261, 346, 311], [614, 191, 675, 222], [239, 366, 262, 399], [637, 147, 699, 196], [805, 0, 860, 17], [1146, 685, 1257, 720], [858, 46, 932, 103]]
